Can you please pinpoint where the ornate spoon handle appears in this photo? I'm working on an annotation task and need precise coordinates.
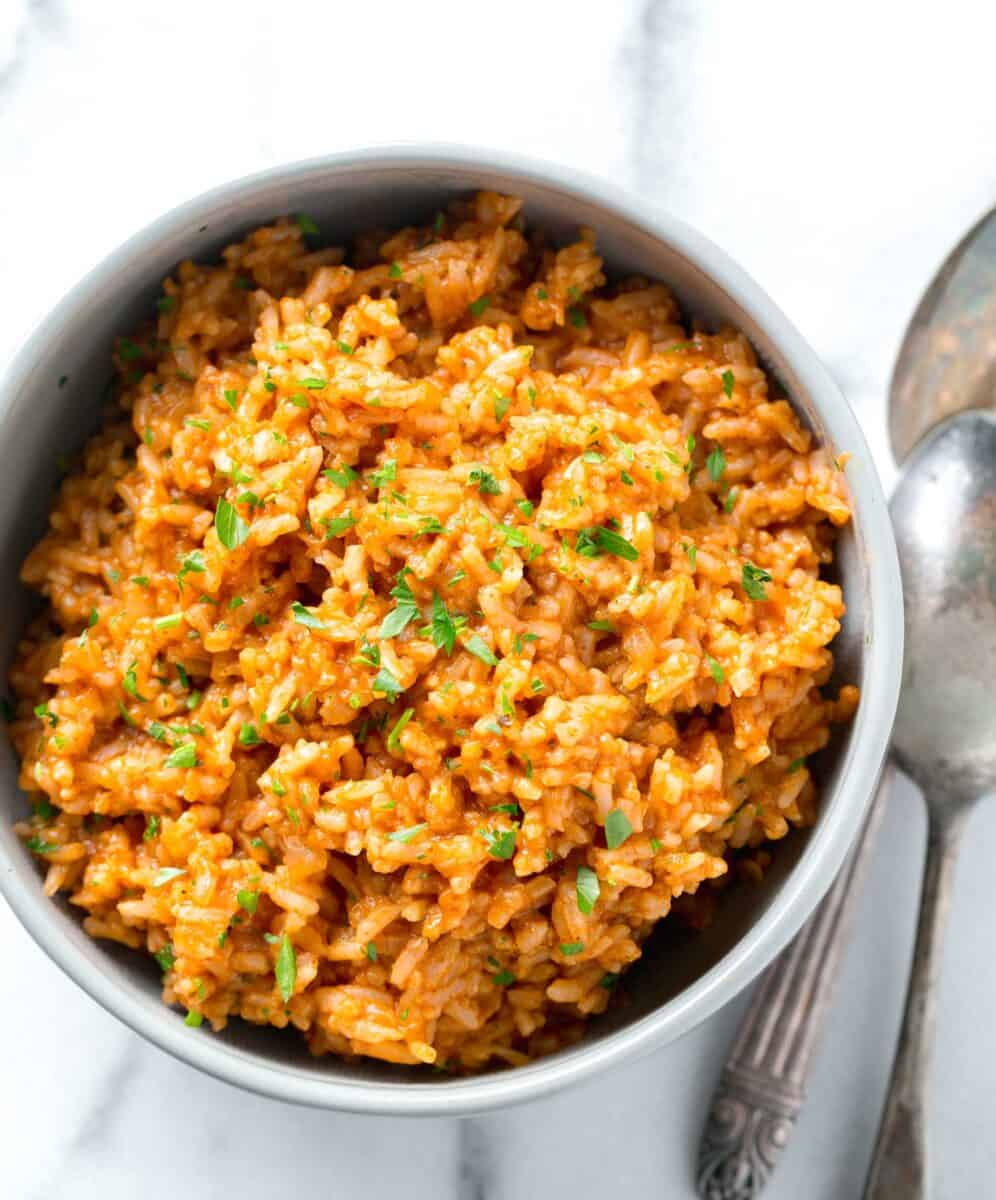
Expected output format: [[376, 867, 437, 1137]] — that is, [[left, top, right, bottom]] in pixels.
[[697, 766, 893, 1200]]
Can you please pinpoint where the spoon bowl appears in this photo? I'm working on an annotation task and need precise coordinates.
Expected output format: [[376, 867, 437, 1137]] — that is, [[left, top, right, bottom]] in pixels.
[[890, 410, 996, 801], [864, 408, 996, 1198]]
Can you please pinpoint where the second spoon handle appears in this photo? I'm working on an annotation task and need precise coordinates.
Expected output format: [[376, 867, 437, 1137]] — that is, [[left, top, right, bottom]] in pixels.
[[697, 766, 893, 1200], [862, 804, 966, 1199]]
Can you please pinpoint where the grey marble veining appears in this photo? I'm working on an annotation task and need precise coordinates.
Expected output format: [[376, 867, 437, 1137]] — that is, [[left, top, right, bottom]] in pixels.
[[3, 2, 996, 1197]]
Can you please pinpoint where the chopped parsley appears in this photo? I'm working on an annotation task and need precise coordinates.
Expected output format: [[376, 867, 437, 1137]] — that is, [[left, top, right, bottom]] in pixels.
[[366, 941, 378, 962], [223, 388, 239, 410], [492, 968, 515, 986], [275, 934, 297, 1003], [163, 743, 198, 769], [428, 592, 460, 655], [177, 550, 206, 589], [239, 723, 261, 747], [482, 828, 517, 860], [724, 487, 739, 513], [215, 498, 249, 551], [152, 867, 186, 887], [323, 464, 358, 488], [369, 459, 398, 487], [742, 562, 772, 601], [372, 667, 403, 698], [144, 815, 161, 842], [464, 634, 497, 666], [154, 944, 176, 972], [721, 369, 735, 398], [576, 865, 600, 914], [387, 823, 427, 844], [574, 525, 639, 562], [379, 573, 420, 638], [468, 468, 501, 496], [604, 808, 633, 850], [291, 601, 328, 631], [237, 889, 259, 914], [122, 662, 148, 702], [295, 213, 320, 236], [388, 262, 403, 279], [587, 619, 614, 632], [323, 511, 357, 538], [468, 295, 490, 318], [26, 836, 59, 854], [560, 941, 584, 956], [515, 498, 534, 517], [493, 392, 511, 422], [706, 444, 726, 482], [706, 655, 725, 684], [387, 708, 414, 753]]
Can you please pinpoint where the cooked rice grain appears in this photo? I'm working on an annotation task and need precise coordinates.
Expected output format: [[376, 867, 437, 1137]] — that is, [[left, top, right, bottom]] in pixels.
[[9, 192, 857, 1069]]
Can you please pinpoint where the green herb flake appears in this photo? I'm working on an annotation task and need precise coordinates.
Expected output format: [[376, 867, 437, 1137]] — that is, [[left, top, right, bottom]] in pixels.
[[574, 525, 639, 562], [366, 941, 378, 962], [379, 573, 420, 639], [372, 667, 404, 698], [215, 498, 250, 551], [387, 707, 415, 753], [706, 655, 725, 684], [787, 757, 806, 773], [560, 941, 585, 956], [144, 815, 161, 842], [369, 459, 398, 487], [122, 662, 148, 702], [468, 295, 490, 318], [223, 388, 239, 410], [387, 823, 428, 844], [576, 865, 600, 914], [239, 723, 261, 747], [707, 444, 726, 482], [741, 562, 773, 602], [587, 619, 614, 632], [154, 944, 176, 972], [604, 808, 633, 850], [388, 262, 403, 279], [482, 828, 517, 860], [337, 340, 354, 355], [152, 866, 186, 888], [153, 613, 183, 631], [428, 592, 460, 655], [468, 468, 501, 496], [464, 634, 498, 666], [295, 213, 320, 236], [301, 377, 327, 390], [163, 743, 198, 770], [26, 836, 60, 854], [177, 549, 206, 590], [237, 888, 259, 914], [721, 369, 735, 398], [323, 464, 358, 488], [323, 511, 357, 538], [291, 601, 328, 631], [275, 934, 297, 1003], [567, 306, 586, 329]]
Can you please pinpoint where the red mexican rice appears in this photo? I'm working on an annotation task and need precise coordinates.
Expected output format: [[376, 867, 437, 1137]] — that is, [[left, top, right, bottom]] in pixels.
[[8, 192, 857, 1069]]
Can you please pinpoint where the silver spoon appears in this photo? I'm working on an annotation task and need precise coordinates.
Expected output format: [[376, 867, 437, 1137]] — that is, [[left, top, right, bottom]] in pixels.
[[862, 409, 996, 1196], [698, 209, 996, 1200]]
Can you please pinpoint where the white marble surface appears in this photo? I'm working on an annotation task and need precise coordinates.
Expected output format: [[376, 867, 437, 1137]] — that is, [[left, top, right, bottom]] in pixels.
[[2, 2, 996, 1196]]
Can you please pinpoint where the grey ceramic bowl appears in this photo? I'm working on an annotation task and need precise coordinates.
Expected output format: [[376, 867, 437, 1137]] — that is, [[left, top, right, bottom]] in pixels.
[[0, 146, 902, 1115]]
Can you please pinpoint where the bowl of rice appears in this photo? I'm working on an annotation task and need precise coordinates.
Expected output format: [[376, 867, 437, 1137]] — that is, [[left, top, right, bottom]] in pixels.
[[0, 147, 902, 1114]]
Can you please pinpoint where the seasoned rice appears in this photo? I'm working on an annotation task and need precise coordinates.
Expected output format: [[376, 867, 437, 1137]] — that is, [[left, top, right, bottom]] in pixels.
[[8, 192, 857, 1069]]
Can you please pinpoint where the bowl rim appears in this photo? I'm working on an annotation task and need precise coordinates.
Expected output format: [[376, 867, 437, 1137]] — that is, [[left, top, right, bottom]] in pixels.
[[0, 143, 903, 1115]]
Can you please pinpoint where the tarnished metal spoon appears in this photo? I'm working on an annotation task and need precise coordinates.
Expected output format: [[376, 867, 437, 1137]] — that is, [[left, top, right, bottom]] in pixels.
[[862, 409, 996, 1197], [889, 205, 996, 461]]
